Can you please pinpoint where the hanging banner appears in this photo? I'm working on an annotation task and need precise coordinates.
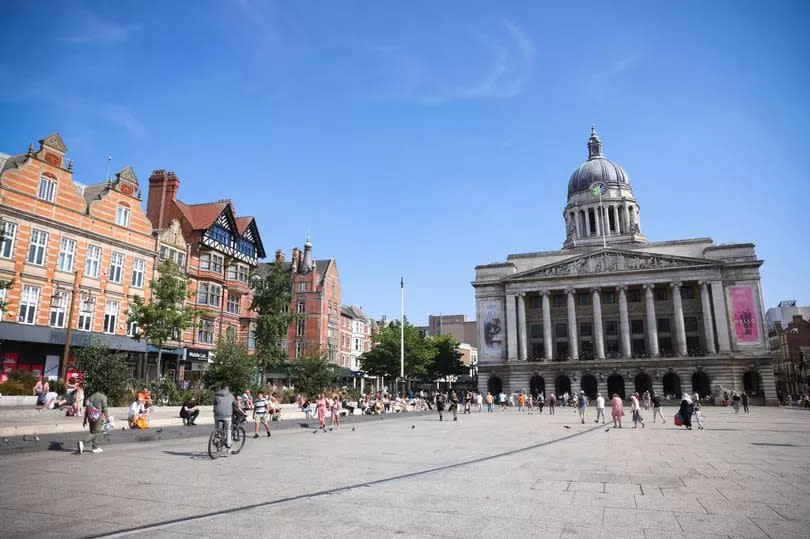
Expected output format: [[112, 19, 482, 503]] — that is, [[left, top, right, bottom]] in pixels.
[[481, 300, 504, 355], [731, 286, 759, 344]]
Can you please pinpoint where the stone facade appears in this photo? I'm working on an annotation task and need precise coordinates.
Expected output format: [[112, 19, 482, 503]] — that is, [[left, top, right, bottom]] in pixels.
[[473, 128, 775, 404]]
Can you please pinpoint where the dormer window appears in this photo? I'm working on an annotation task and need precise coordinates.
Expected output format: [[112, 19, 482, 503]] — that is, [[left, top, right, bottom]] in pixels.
[[116, 204, 130, 227], [38, 177, 56, 202]]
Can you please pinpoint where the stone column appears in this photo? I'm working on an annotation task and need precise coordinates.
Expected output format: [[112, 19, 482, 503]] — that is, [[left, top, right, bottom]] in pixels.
[[643, 284, 659, 357], [566, 288, 579, 360], [624, 204, 632, 233], [517, 293, 528, 361], [710, 281, 732, 352], [542, 291, 553, 361], [699, 281, 716, 354], [585, 209, 592, 237], [617, 286, 631, 358], [671, 282, 688, 356], [612, 205, 620, 234], [574, 210, 582, 239], [505, 293, 518, 360], [592, 287, 605, 359], [594, 207, 601, 236]]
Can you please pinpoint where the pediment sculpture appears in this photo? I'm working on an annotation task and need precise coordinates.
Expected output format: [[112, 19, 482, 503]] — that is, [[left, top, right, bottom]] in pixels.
[[532, 251, 709, 278]]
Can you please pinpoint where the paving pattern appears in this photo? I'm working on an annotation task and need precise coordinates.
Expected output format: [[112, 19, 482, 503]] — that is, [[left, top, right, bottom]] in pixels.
[[0, 404, 808, 538]]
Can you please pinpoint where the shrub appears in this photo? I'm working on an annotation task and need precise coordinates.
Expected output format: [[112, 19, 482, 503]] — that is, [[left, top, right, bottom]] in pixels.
[[9, 369, 37, 392], [74, 340, 133, 403], [147, 377, 181, 406], [50, 378, 67, 395], [0, 381, 28, 396]]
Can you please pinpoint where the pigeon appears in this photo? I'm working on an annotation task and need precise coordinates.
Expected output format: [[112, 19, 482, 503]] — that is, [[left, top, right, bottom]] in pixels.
[[411, 425, 415, 429], [313, 430, 318, 434], [33, 434, 39, 441], [563, 425, 571, 429], [351, 427, 355, 432], [605, 428, 610, 432]]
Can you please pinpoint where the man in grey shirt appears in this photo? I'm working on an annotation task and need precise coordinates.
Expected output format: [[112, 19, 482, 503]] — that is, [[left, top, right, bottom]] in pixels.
[[213, 385, 235, 451]]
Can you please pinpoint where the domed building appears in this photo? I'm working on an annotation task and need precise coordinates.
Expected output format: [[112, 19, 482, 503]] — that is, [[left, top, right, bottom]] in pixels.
[[472, 128, 775, 405]]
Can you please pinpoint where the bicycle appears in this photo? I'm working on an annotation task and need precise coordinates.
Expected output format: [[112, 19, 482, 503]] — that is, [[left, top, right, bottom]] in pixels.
[[208, 417, 246, 459]]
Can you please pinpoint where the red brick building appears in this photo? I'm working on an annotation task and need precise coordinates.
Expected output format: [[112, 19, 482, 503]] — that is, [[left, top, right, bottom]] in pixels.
[[0, 134, 155, 379], [146, 170, 265, 372], [262, 237, 341, 363]]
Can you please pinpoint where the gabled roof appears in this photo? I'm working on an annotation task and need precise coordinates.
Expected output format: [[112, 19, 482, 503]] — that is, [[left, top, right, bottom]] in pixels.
[[235, 216, 252, 235], [81, 181, 109, 205]]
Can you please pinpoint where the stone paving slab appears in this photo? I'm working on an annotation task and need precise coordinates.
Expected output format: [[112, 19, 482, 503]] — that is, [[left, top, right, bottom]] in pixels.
[[0, 406, 809, 537]]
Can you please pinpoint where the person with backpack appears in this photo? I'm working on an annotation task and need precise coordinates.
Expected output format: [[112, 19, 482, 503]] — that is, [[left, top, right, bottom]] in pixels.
[[576, 391, 588, 424], [651, 392, 665, 423], [435, 391, 446, 421], [79, 390, 110, 454], [449, 390, 459, 421]]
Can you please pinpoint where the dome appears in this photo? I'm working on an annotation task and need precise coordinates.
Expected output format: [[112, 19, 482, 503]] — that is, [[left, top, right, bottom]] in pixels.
[[567, 127, 631, 195]]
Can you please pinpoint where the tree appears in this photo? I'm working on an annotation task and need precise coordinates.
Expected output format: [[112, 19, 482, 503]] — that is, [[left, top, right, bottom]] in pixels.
[[359, 318, 433, 381], [74, 340, 131, 402], [291, 355, 334, 397], [127, 260, 196, 380], [203, 337, 255, 394], [249, 260, 297, 380], [426, 334, 466, 381]]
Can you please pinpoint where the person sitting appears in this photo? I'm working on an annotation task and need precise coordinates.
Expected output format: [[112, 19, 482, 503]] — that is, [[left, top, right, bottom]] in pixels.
[[129, 399, 148, 429], [33, 379, 50, 406], [180, 398, 199, 426], [41, 390, 62, 410], [136, 387, 153, 409]]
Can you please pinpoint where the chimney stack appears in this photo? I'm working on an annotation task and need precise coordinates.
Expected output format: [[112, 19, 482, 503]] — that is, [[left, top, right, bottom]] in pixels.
[[291, 247, 300, 273], [275, 249, 285, 263], [146, 169, 180, 230]]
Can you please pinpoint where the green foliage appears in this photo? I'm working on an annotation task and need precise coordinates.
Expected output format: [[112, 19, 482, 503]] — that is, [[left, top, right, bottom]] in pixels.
[[249, 260, 297, 370], [73, 340, 132, 402], [426, 334, 466, 380], [9, 369, 38, 390], [203, 337, 256, 394], [147, 377, 181, 406], [359, 318, 433, 379], [49, 378, 67, 395], [291, 355, 334, 397], [0, 382, 28, 395]]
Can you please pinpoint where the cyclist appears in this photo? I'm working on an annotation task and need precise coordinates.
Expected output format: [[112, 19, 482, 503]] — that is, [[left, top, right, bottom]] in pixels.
[[213, 385, 235, 453]]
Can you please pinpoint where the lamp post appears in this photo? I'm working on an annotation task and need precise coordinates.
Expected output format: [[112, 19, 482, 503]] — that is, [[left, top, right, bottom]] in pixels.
[[58, 271, 88, 381]]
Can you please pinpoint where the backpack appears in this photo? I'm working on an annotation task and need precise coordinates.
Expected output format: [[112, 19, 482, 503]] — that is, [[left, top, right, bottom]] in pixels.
[[578, 395, 586, 407], [87, 402, 102, 422]]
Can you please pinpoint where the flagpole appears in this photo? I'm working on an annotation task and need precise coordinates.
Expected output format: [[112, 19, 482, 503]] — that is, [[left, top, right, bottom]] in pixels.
[[400, 276, 405, 393], [599, 190, 606, 248]]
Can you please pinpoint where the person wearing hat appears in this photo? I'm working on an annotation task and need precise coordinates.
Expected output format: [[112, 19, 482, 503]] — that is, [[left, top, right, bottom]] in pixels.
[[576, 391, 588, 424]]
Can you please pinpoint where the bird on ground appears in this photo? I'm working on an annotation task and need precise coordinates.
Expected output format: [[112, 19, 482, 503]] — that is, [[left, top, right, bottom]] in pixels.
[[313, 430, 317, 434], [605, 428, 610, 432], [351, 427, 355, 432], [563, 425, 571, 429], [411, 425, 415, 429]]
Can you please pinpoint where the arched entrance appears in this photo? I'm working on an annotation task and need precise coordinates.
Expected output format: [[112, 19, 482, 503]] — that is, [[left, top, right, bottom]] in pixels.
[[555, 374, 571, 396], [581, 374, 598, 400], [691, 371, 711, 398], [607, 373, 625, 399], [634, 372, 652, 395], [662, 372, 682, 398], [529, 375, 545, 398], [743, 370, 762, 396], [487, 375, 503, 395]]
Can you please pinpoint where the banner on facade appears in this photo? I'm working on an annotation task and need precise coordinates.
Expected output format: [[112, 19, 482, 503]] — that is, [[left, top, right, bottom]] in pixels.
[[731, 286, 759, 344], [481, 300, 504, 355]]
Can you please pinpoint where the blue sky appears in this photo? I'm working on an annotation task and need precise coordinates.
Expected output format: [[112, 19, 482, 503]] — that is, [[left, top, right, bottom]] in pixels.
[[1, 1, 809, 325]]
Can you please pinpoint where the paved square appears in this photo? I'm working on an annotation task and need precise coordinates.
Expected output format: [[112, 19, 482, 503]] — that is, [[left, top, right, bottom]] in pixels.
[[1, 406, 808, 538]]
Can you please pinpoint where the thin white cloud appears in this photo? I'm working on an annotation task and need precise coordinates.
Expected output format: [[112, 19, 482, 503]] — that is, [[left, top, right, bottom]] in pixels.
[[62, 12, 138, 45], [376, 19, 536, 105], [101, 104, 145, 137]]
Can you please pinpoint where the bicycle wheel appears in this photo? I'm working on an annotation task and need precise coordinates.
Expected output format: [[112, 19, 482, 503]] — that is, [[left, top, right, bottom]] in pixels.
[[208, 429, 223, 460], [231, 425, 246, 454]]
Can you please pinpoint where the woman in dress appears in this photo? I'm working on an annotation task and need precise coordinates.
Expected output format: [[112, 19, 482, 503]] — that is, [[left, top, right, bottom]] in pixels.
[[330, 394, 341, 430], [610, 393, 624, 428], [316, 394, 328, 431], [678, 393, 693, 430]]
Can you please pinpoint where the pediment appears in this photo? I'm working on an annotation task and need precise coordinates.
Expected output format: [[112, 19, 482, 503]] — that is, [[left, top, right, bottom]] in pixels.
[[39, 133, 67, 153], [508, 248, 718, 281]]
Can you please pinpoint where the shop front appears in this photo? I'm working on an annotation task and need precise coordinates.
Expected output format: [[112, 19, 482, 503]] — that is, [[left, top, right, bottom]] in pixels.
[[183, 348, 213, 386]]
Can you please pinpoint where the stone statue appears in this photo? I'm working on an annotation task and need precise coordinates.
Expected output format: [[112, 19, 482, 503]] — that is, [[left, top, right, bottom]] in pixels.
[[567, 221, 576, 240], [631, 222, 640, 234]]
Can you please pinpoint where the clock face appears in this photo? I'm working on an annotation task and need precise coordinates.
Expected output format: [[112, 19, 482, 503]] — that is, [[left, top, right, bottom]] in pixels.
[[590, 182, 607, 197]]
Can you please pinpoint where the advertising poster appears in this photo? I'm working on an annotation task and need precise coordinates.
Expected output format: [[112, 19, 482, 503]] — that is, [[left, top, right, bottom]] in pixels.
[[731, 286, 759, 343], [44, 355, 60, 379], [482, 300, 504, 355]]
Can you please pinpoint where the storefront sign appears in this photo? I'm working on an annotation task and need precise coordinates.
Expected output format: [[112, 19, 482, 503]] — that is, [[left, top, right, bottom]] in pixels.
[[187, 349, 211, 362]]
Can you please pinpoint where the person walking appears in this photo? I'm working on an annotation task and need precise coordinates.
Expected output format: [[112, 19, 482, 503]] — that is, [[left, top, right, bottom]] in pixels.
[[485, 392, 494, 412], [576, 391, 588, 424], [213, 385, 235, 453], [678, 393, 694, 430], [594, 393, 605, 424], [436, 391, 446, 421], [316, 394, 328, 431], [731, 392, 742, 414], [741, 392, 750, 414], [78, 390, 110, 454], [476, 392, 483, 412], [537, 392, 544, 414], [499, 391, 507, 410], [610, 393, 624, 428], [252, 393, 271, 438], [643, 390, 651, 410], [330, 394, 341, 430], [630, 393, 645, 428], [517, 392, 526, 412], [548, 392, 556, 415], [651, 392, 665, 423], [694, 402, 705, 430], [449, 390, 459, 421]]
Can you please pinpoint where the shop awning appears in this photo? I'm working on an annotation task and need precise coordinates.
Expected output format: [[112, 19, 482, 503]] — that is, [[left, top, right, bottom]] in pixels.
[[0, 322, 147, 353]]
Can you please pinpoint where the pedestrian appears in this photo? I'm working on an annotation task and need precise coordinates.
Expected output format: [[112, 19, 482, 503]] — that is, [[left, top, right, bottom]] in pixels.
[[527, 393, 534, 411], [316, 394, 328, 431], [78, 389, 110, 454], [651, 392, 665, 423], [595, 393, 605, 424], [476, 392, 483, 412], [576, 391, 587, 424], [732, 392, 741, 414], [610, 393, 624, 428], [464, 392, 472, 414], [449, 390, 459, 421], [694, 402, 705, 430], [643, 390, 651, 410], [741, 392, 750, 414], [330, 394, 341, 430], [499, 391, 507, 410], [252, 393, 271, 438], [537, 392, 544, 414], [678, 393, 693, 431], [485, 392, 494, 412], [548, 392, 556, 415], [517, 392, 526, 412], [630, 393, 645, 428], [435, 391, 446, 421]]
